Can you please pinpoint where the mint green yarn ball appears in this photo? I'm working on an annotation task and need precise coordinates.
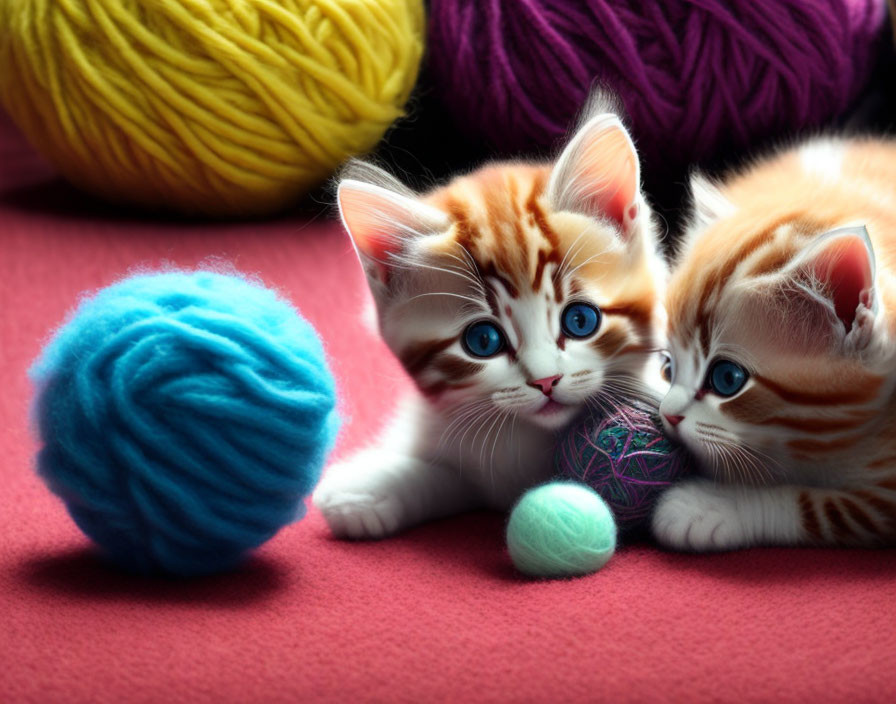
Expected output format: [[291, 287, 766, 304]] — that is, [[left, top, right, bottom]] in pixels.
[[507, 482, 617, 578]]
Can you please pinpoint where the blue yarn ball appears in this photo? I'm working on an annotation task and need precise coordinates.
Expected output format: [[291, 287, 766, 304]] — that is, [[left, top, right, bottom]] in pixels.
[[30, 271, 340, 576]]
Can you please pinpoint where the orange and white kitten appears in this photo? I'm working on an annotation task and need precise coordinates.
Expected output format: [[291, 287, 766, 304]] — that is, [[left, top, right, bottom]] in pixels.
[[314, 102, 667, 539], [654, 137, 896, 551]]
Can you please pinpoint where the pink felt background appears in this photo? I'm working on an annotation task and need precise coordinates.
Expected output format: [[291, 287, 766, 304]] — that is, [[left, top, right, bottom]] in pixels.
[[2, 119, 896, 703]]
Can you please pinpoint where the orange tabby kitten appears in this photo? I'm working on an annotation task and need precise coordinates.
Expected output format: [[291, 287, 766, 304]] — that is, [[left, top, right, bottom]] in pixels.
[[314, 99, 667, 539], [655, 138, 896, 551]]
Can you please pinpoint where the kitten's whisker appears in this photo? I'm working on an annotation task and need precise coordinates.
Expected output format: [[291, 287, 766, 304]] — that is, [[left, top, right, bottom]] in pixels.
[[565, 244, 614, 280], [440, 405, 482, 444], [742, 445, 777, 484], [479, 408, 503, 469], [438, 399, 492, 450], [456, 404, 496, 464], [600, 377, 661, 409], [470, 408, 502, 484], [452, 245, 488, 291], [403, 291, 488, 307], [556, 223, 594, 279], [408, 260, 486, 292], [441, 250, 486, 287], [488, 410, 511, 484], [701, 436, 776, 486]]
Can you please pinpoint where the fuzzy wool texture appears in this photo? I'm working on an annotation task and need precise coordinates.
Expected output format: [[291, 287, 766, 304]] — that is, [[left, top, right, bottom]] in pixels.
[[428, 0, 886, 171], [556, 402, 693, 533], [30, 270, 340, 576], [0, 0, 424, 216], [2, 168, 896, 701], [507, 482, 616, 577]]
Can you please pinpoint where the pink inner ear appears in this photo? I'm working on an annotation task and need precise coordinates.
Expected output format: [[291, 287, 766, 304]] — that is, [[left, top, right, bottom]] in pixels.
[[580, 129, 637, 227], [338, 189, 400, 263], [359, 230, 395, 264], [812, 236, 873, 331]]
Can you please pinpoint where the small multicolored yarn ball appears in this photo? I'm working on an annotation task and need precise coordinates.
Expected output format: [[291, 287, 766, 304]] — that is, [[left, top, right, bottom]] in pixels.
[[507, 482, 617, 578], [555, 403, 693, 533]]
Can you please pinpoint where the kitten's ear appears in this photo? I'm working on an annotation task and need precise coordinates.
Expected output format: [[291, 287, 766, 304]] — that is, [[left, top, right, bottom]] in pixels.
[[789, 225, 876, 333], [337, 172, 449, 286], [690, 173, 735, 227], [547, 113, 642, 239]]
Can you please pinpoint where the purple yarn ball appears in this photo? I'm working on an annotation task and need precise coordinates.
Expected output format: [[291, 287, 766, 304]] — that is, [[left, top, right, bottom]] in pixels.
[[428, 0, 886, 169], [555, 403, 693, 533]]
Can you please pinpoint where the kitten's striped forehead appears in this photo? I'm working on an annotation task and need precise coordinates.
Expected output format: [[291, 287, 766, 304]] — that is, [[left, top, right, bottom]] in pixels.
[[668, 215, 832, 354], [426, 164, 563, 299]]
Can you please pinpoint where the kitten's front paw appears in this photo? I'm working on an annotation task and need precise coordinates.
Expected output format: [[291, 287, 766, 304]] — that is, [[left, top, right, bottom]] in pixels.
[[312, 459, 406, 540], [652, 480, 748, 552]]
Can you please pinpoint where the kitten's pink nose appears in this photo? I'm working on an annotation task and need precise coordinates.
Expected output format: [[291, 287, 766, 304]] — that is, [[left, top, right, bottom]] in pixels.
[[664, 414, 684, 427], [528, 374, 562, 396]]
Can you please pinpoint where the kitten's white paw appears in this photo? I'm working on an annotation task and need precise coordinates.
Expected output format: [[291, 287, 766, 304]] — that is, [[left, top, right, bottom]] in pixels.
[[652, 480, 748, 552], [312, 458, 406, 540]]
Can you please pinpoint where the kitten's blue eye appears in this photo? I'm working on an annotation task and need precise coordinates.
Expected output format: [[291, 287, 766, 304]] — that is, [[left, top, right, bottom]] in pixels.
[[462, 321, 505, 358], [561, 302, 601, 339], [708, 360, 749, 397]]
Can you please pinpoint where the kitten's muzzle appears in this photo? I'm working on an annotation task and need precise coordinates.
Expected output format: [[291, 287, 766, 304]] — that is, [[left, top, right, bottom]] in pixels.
[[527, 374, 563, 396]]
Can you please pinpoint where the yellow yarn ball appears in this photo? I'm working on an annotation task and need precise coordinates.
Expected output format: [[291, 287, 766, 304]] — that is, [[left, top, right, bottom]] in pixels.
[[0, 0, 423, 216]]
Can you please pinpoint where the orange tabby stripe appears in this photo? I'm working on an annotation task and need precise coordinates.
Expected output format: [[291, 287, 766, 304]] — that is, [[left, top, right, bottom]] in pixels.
[[602, 300, 654, 327], [688, 226, 778, 351], [755, 374, 883, 406], [443, 197, 480, 253], [684, 217, 831, 352], [432, 355, 484, 380], [823, 499, 852, 539], [756, 414, 872, 433], [787, 434, 864, 454], [616, 343, 655, 357], [400, 338, 455, 375], [525, 172, 559, 250], [590, 326, 630, 356], [419, 380, 474, 399], [533, 248, 560, 292], [854, 490, 896, 531], [550, 268, 564, 303], [483, 192, 518, 280], [526, 173, 561, 294], [799, 492, 823, 541], [506, 176, 530, 267], [840, 497, 880, 536], [746, 244, 798, 278]]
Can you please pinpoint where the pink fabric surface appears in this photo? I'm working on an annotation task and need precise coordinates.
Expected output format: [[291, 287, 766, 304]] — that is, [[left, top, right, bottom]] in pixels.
[[2, 169, 896, 703]]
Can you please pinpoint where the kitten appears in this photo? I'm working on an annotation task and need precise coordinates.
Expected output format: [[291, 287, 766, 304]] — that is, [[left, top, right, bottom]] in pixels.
[[654, 137, 896, 551], [313, 100, 668, 539]]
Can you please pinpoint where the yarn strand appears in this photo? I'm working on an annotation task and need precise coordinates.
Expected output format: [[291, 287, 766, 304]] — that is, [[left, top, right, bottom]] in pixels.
[[0, 0, 424, 214], [428, 0, 885, 170]]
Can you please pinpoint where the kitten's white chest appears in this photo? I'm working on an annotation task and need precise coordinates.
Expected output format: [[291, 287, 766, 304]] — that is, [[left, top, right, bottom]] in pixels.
[[425, 405, 557, 510]]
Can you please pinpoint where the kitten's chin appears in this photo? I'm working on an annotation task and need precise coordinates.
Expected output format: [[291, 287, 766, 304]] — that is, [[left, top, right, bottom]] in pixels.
[[523, 399, 580, 430]]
